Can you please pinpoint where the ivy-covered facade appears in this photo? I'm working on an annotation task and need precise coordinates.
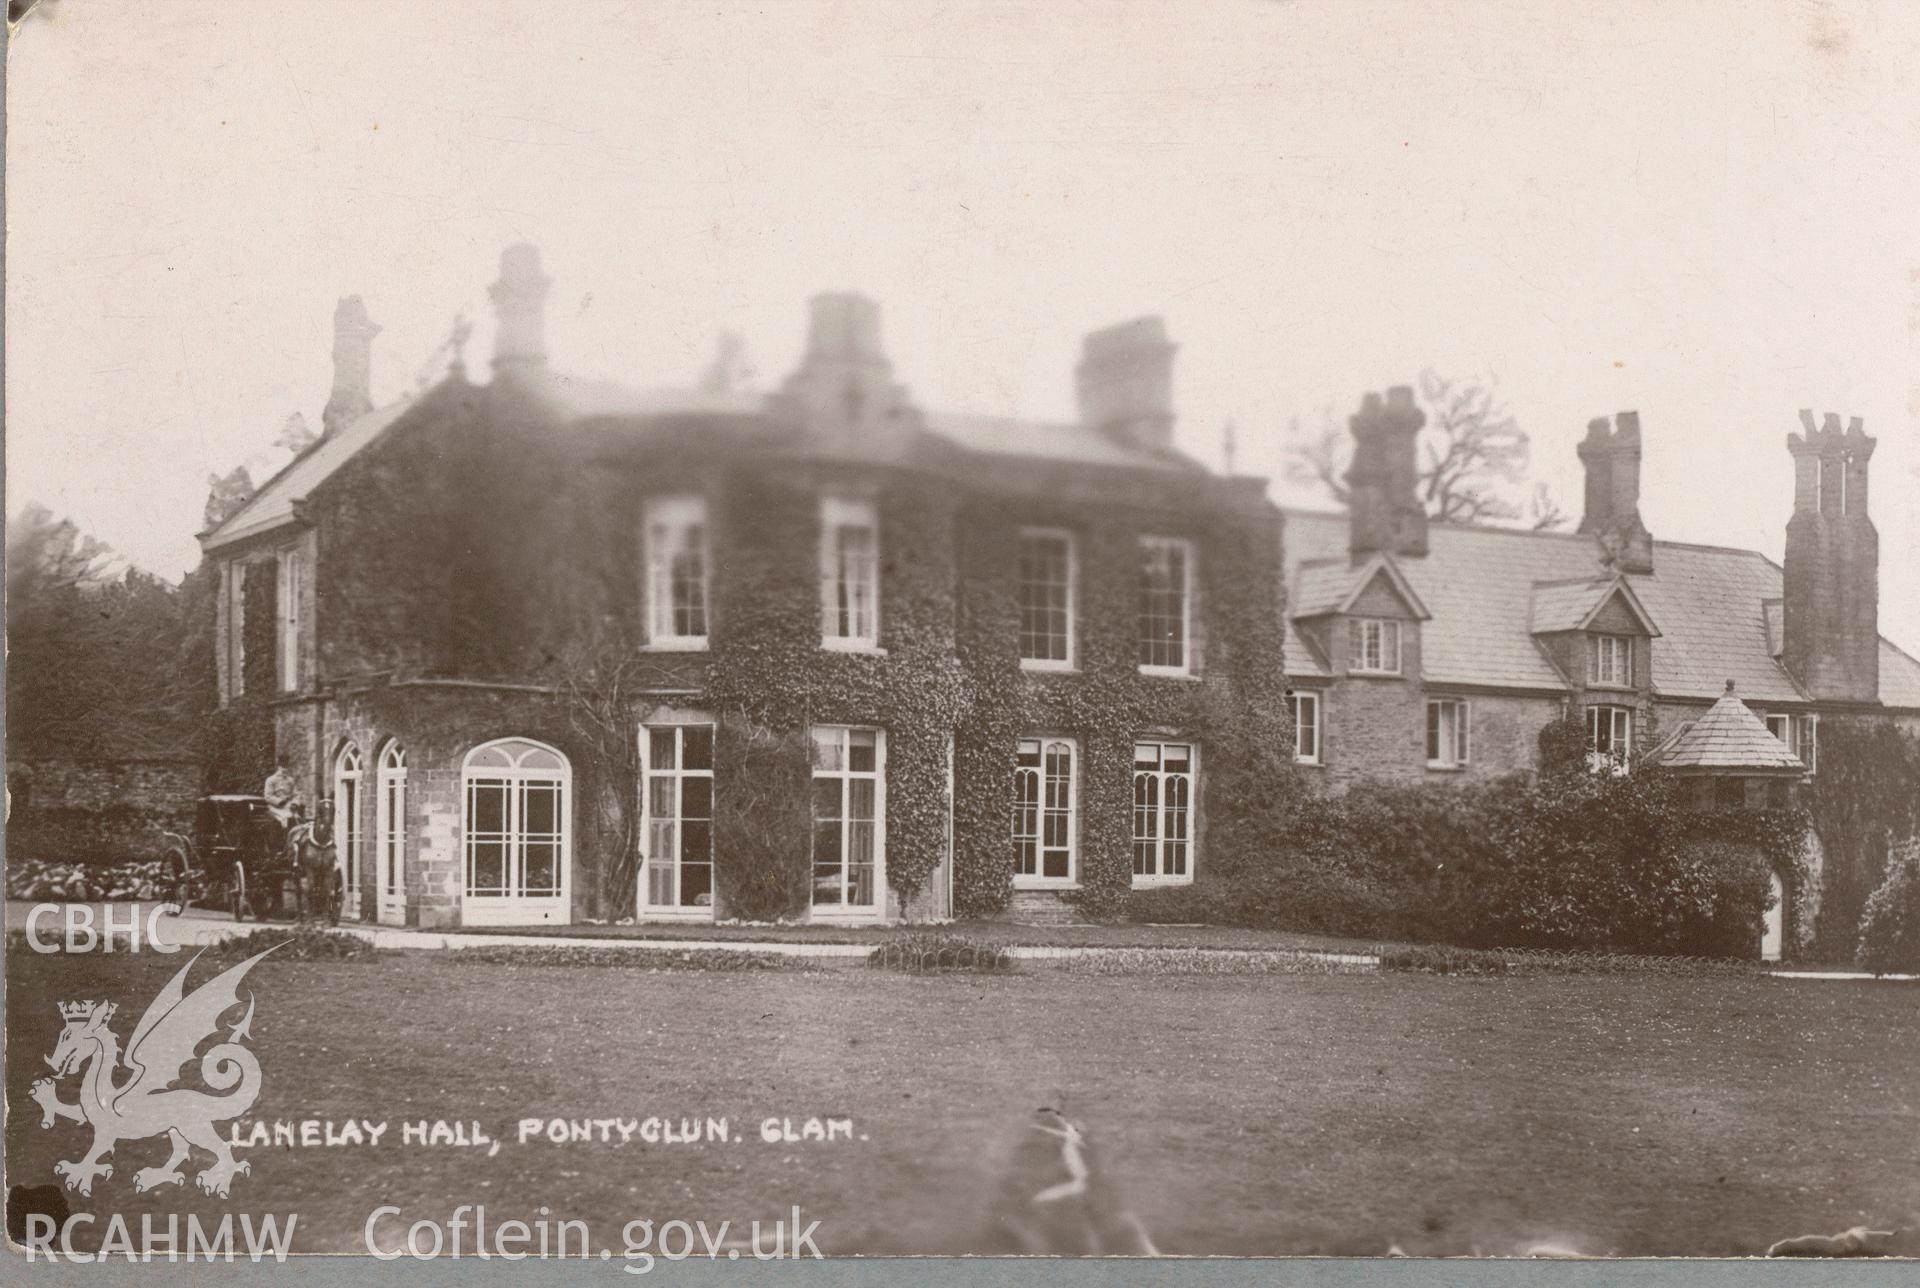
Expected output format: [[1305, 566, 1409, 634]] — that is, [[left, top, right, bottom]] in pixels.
[[198, 246, 1291, 928]]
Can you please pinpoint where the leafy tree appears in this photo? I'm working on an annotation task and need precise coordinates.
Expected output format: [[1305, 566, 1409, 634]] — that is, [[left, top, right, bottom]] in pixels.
[[1286, 370, 1567, 530], [6, 504, 198, 762]]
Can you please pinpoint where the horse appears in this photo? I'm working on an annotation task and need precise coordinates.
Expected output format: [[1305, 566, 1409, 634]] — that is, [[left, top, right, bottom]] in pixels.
[[288, 809, 342, 925]]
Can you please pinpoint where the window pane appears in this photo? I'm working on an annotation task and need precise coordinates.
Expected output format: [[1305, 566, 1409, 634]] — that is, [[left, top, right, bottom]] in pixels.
[[682, 819, 712, 861], [848, 778, 876, 823], [1019, 533, 1072, 662], [682, 776, 712, 821], [813, 777, 843, 821], [647, 860, 675, 906], [523, 840, 559, 894], [649, 777, 677, 818], [681, 860, 712, 906], [848, 728, 878, 774], [683, 725, 714, 771], [649, 728, 677, 769], [1138, 539, 1188, 668], [471, 780, 508, 834], [811, 727, 844, 771]]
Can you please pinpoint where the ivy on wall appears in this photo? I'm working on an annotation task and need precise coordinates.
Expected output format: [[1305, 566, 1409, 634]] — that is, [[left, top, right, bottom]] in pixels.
[[1806, 718, 1920, 958], [202, 560, 279, 793]]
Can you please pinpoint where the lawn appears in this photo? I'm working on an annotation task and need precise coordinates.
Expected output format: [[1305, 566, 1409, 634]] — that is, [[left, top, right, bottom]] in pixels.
[[6, 946, 1917, 1259]]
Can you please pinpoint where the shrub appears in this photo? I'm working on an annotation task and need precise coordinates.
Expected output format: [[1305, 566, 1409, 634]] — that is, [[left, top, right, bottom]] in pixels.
[[1133, 767, 1784, 958], [870, 932, 1012, 973], [450, 945, 816, 971], [1378, 944, 1509, 976], [1857, 837, 1920, 974], [210, 926, 383, 961]]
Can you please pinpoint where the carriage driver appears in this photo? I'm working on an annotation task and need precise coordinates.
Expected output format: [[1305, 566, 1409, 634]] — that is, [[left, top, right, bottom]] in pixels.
[[262, 758, 305, 841]]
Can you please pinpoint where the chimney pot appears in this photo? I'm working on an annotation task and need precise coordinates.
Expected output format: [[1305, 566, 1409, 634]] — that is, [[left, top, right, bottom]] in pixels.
[[1346, 385, 1427, 561], [1075, 316, 1178, 454], [489, 243, 552, 381], [321, 295, 380, 436], [1575, 411, 1652, 573], [1783, 410, 1878, 701]]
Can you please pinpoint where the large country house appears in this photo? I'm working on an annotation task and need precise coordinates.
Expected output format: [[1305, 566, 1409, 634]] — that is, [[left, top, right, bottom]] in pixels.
[[1280, 395, 1920, 787], [200, 246, 1288, 928]]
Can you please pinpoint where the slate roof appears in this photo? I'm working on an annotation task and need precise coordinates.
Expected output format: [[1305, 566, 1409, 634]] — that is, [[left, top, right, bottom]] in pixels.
[[1528, 576, 1659, 635], [202, 376, 1199, 552], [1282, 508, 1920, 708], [201, 394, 420, 551], [1647, 684, 1808, 772]]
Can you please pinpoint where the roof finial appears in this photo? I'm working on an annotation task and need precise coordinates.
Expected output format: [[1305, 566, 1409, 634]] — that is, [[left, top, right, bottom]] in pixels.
[[1724, 679, 1735, 694]]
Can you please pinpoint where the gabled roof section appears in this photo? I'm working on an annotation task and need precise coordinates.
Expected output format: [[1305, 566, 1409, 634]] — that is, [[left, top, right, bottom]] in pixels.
[[1290, 552, 1431, 621], [1528, 575, 1661, 637], [1647, 682, 1808, 773], [201, 393, 421, 552], [1280, 508, 1920, 702]]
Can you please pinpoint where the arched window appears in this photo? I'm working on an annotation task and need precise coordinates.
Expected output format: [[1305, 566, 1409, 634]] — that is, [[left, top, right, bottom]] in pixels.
[[461, 739, 571, 925], [375, 741, 407, 925], [333, 744, 364, 917]]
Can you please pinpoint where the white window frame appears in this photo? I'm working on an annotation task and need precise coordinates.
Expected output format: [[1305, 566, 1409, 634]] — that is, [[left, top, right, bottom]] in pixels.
[[1013, 736, 1079, 889], [1348, 617, 1402, 675], [460, 738, 572, 926], [1132, 740, 1196, 887], [375, 741, 407, 926], [1018, 527, 1077, 671], [638, 720, 717, 920], [1426, 698, 1472, 769], [1291, 691, 1322, 765], [227, 562, 248, 699], [276, 549, 300, 692], [809, 725, 886, 919], [1137, 535, 1197, 676], [819, 497, 881, 650], [333, 744, 364, 919], [1589, 634, 1633, 688], [643, 495, 711, 649], [1767, 711, 1819, 774], [1586, 704, 1633, 774]]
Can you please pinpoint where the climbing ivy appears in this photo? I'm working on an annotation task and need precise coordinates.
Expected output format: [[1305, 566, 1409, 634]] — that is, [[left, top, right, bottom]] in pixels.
[[700, 455, 1294, 921]]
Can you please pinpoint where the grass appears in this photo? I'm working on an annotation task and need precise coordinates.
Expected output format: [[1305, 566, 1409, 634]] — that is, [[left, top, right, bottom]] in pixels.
[[7, 947, 1917, 1258]]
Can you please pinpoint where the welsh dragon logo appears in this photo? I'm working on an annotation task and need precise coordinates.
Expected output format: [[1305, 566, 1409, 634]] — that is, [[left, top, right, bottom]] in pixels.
[[30, 946, 278, 1198]]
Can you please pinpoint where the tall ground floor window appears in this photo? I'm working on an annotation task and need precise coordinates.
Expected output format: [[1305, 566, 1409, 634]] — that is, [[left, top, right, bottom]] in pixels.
[[810, 726, 884, 916], [462, 738, 571, 925], [641, 722, 715, 916], [333, 744, 364, 918], [1587, 704, 1632, 772], [375, 741, 407, 926], [1132, 740, 1195, 886], [1013, 736, 1077, 887]]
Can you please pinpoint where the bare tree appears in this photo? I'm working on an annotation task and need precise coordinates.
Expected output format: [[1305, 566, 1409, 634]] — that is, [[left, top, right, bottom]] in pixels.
[[1284, 370, 1567, 529]]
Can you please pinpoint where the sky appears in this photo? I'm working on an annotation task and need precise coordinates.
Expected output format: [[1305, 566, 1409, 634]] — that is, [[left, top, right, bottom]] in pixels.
[[7, 0, 1919, 652]]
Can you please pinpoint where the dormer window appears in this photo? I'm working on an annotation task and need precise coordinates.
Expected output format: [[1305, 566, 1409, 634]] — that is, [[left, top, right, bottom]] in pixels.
[[1766, 712, 1819, 773], [1348, 618, 1402, 675], [1589, 634, 1633, 688]]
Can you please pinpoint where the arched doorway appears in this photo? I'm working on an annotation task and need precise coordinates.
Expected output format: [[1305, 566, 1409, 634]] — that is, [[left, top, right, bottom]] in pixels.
[[333, 744, 365, 920], [461, 738, 572, 926], [375, 741, 408, 926], [1761, 871, 1785, 962]]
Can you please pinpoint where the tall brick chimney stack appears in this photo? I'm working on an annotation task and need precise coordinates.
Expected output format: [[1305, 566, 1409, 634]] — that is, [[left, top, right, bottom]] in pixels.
[[321, 296, 380, 437], [1575, 411, 1653, 574], [1076, 317, 1177, 455], [771, 293, 917, 438], [1784, 410, 1878, 702], [489, 243, 551, 382], [1346, 386, 1427, 563]]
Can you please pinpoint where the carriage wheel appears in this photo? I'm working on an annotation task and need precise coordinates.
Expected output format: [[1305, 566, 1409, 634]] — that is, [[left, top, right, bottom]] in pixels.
[[228, 866, 250, 922], [164, 851, 193, 914]]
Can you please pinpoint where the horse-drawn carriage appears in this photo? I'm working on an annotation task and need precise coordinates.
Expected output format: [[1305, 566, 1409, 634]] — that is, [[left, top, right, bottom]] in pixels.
[[160, 795, 342, 924]]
